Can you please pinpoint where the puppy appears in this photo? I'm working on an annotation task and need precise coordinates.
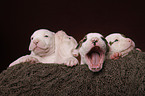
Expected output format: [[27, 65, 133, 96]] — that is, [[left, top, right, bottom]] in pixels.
[[105, 33, 137, 60], [76, 33, 109, 72], [9, 29, 55, 67], [55, 30, 79, 67]]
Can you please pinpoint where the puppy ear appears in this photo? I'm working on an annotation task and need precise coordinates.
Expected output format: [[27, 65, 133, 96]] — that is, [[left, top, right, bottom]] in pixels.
[[120, 33, 126, 38], [76, 40, 83, 49], [76, 35, 87, 49], [52, 32, 55, 35], [57, 30, 65, 34], [101, 37, 109, 54]]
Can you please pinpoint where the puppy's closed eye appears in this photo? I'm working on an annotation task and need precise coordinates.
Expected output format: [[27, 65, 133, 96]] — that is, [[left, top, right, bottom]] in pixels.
[[68, 36, 72, 40], [114, 39, 118, 42], [109, 39, 118, 46], [44, 35, 49, 37], [31, 37, 34, 40], [109, 41, 113, 46]]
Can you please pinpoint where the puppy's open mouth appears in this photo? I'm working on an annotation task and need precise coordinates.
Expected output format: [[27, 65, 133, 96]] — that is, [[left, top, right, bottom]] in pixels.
[[85, 46, 104, 72]]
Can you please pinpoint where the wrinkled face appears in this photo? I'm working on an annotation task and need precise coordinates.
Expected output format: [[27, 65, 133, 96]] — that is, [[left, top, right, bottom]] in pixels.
[[29, 29, 55, 56], [78, 33, 108, 72], [55, 31, 78, 56], [105, 33, 135, 53]]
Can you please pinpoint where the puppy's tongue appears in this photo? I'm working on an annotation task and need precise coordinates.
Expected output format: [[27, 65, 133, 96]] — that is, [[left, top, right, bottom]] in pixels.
[[90, 53, 100, 67]]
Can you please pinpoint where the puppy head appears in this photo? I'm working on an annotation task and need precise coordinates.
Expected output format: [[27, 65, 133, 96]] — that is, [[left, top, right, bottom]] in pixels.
[[105, 33, 135, 55], [29, 29, 55, 56], [55, 30, 78, 57], [78, 33, 109, 72]]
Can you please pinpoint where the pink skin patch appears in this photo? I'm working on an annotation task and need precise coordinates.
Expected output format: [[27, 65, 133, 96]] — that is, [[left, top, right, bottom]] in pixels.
[[110, 52, 122, 60], [136, 48, 142, 52], [85, 46, 105, 72], [19, 55, 40, 64]]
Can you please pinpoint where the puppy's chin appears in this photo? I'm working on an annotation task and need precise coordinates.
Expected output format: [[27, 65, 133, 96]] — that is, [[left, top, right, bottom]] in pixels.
[[120, 43, 135, 57], [32, 46, 50, 56], [85, 46, 104, 72]]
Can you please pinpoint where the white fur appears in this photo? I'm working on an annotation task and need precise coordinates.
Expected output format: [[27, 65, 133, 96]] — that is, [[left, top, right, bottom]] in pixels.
[[9, 29, 79, 67], [105, 33, 135, 59], [78, 33, 108, 72], [9, 29, 55, 67], [55, 30, 79, 66]]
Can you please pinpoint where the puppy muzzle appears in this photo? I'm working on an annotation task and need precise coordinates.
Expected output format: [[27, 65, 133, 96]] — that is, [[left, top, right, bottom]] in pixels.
[[91, 37, 99, 46]]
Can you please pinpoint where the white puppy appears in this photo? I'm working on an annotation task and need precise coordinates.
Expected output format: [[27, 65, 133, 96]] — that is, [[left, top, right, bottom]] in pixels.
[[9, 29, 55, 67], [55, 30, 79, 67], [76, 33, 109, 72], [105, 33, 136, 60]]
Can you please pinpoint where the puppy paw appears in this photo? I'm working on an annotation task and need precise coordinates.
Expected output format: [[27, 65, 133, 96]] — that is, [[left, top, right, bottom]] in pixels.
[[19, 56, 40, 64], [110, 52, 122, 60], [64, 57, 78, 67], [136, 48, 142, 52]]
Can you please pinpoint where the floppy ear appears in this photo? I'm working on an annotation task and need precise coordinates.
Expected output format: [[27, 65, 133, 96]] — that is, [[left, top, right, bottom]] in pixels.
[[52, 32, 55, 35], [50, 32, 55, 37], [101, 37, 109, 54], [76, 35, 87, 49], [120, 33, 126, 38], [76, 40, 83, 49]]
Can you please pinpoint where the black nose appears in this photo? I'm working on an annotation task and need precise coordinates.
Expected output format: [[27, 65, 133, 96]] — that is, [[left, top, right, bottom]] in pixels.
[[92, 40, 97, 45]]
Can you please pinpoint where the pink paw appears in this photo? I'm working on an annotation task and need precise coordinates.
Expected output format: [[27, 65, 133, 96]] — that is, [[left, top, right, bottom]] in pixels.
[[64, 57, 78, 67], [110, 52, 122, 60], [19, 56, 40, 64], [136, 48, 142, 52]]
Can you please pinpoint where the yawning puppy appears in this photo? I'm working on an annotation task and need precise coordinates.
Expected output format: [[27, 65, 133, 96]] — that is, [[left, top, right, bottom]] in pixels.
[[77, 33, 109, 72], [55, 30, 79, 67], [105, 33, 136, 60], [9, 29, 55, 67]]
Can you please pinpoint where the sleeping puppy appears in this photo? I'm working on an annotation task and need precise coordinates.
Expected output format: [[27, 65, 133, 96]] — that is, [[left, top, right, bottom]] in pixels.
[[105, 33, 137, 60], [76, 33, 109, 72], [55, 30, 79, 67], [9, 29, 55, 67]]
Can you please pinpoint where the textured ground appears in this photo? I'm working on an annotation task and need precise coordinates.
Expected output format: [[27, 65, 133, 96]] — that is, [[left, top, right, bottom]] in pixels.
[[0, 50, 145, 96]]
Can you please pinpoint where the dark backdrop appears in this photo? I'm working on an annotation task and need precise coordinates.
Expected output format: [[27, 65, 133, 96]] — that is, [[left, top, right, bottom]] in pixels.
[[1, 0, 145, 72]]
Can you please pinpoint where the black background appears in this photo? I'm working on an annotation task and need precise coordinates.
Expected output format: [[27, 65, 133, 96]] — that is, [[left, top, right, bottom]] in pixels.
[[1, 0, 145, 72]]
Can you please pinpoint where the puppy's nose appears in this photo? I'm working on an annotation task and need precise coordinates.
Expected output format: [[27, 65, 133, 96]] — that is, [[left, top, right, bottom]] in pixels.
[[91, 37, 99, 42], [33, 39, 39, 45], [91, 37, 99, 45], [127, 38, 132, 42]]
